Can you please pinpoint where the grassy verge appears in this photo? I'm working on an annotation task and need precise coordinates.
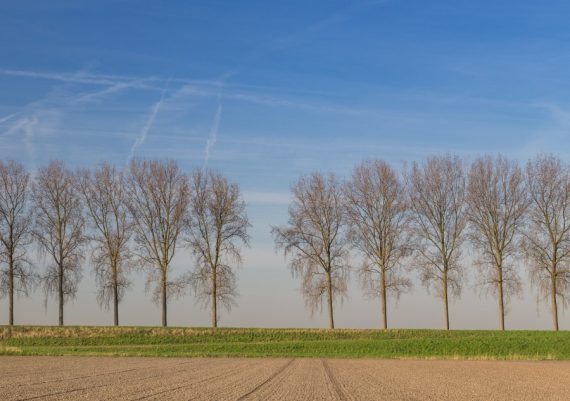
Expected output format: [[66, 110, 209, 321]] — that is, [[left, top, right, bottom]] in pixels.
[[1, 326, 568, 360]]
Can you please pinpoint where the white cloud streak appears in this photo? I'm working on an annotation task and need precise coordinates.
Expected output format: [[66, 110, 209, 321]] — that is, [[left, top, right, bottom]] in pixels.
[[22, 117, 39, 166], [127, 84, 169, 162], [203, 94, 223, 167], [0, 68, 123, 86], [0, 114, 16, 125], [74, 79, 147, 103]]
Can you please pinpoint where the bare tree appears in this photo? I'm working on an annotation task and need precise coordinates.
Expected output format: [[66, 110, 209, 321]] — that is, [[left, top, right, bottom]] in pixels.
[[272, 172, 350, 329], [0, 160, 34, 325], [186, 170, 250, 328], [77, 163, 134, 326], [344, 160, 411, 329], [407, 155, 467, 330], [32, 161, 85, 326], [125, 159, 189, 327], [523, 155, 570, 331], [466, 155, 528, 330]]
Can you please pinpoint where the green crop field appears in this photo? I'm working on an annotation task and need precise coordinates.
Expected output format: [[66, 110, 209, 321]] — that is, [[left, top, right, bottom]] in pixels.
[[1, 326, 569, 360]]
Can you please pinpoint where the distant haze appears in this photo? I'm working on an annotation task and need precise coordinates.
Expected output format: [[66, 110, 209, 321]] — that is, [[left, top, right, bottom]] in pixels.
[[1, 1, 569, 329]]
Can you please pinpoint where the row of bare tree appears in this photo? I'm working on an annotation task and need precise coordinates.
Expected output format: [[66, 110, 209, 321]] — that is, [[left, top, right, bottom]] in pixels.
[[272, 154, 570, 331], [0, 160, 250, 327], [1, 154, 569, 330]]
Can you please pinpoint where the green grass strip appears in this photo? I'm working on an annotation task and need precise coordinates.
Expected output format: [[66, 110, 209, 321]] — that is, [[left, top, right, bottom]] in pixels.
[[1, 326, 568, 360]]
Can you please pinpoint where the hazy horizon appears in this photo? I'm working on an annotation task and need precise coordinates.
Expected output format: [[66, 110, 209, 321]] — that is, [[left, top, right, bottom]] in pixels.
[[1, 0, 570, 329]]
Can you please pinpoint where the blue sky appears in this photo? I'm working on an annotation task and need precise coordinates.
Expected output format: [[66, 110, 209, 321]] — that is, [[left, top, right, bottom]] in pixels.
[[1, 1, 570, 328]]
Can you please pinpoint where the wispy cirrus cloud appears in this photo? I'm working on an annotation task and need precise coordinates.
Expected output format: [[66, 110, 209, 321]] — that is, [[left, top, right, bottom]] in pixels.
[[181, 85, 365, 116], [2, 70, 146, 166], [270, 0, 387, 50], [0, 68, 223, 90], [516, 102, 570, 159], [1, 68, 370, 119], [2, 110, 62, 169]]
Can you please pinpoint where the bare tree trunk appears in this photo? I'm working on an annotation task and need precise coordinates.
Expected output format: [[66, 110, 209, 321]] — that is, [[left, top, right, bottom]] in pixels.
[[212, 267, 217, 328], [58, 264, 64, 326], [497, 266, 505, 331], [326, 270, 334, 329], [551, 274, 559, 331], [443, 269, 449, 330], [8, 256, 14, 325], [380, 267, 387, 330], [113, 279, 119, 326], [161, 269, 167, 327]]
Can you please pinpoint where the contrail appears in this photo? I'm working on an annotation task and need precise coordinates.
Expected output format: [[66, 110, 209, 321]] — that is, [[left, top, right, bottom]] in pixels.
[[0, 68, 118, 86], [127, 84, 169, 162], [203, 94, 223, 168], [75, 80, 143, 103], [21, 116, 39, 169], [0, 114, 16, 125]]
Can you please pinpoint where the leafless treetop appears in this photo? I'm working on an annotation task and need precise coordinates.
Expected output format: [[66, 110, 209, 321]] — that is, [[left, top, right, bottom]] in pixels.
[[272, 172, 350, 318], [77, 162, 134, 311], [125, 159, 189, 304], [523, 155, 570, 308], [467, 155, 527, 298], [0, 160, 34, 299], [32, 161, 86, 304], [408, 154, 467, 298], [344, 160, 411, 300], [186, 170, 250, 325]]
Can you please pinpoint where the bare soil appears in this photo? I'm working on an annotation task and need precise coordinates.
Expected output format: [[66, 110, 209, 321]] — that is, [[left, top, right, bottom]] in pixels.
[[1, 356, 569, 400]]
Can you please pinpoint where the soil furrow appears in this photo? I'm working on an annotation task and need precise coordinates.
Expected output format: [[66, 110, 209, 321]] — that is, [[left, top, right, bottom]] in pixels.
[[321, 359, 350, 401], [236, 359, 295, 401]]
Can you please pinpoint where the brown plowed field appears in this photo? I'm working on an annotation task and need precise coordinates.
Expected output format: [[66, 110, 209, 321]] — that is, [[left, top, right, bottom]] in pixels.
[[1, 356, 570, 400]]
